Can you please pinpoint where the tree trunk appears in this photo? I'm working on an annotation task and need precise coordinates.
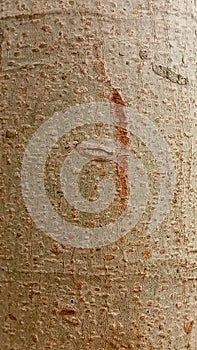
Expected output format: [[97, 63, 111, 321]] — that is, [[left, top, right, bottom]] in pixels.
[[0, 1, 196, 349]]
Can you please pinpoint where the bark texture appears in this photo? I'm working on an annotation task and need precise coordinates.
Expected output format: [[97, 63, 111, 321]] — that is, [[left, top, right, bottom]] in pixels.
[[0, 1, 196, 349]]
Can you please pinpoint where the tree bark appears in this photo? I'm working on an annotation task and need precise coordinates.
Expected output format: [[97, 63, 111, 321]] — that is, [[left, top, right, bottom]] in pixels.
[[0, 1, 196, 349]]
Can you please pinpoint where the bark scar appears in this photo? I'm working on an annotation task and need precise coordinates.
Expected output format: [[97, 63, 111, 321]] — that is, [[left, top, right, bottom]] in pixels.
[[110, 89, 130, 147], [152, 63, 188, 85]]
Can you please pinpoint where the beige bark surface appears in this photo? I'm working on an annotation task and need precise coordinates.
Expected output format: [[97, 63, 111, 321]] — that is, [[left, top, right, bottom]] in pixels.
[[0, 1, 196, 349]]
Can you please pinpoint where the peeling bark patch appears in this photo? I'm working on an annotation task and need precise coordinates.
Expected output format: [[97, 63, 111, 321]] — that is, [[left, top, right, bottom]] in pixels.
[[111, 91, 130, 204], [151, 63, 189, 85], [115, 125, 130, 147], [110, 89, 127, 106], [111, 90, 130, 153], [184, 320, 194, 334], [110, 92, 130, 221]]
